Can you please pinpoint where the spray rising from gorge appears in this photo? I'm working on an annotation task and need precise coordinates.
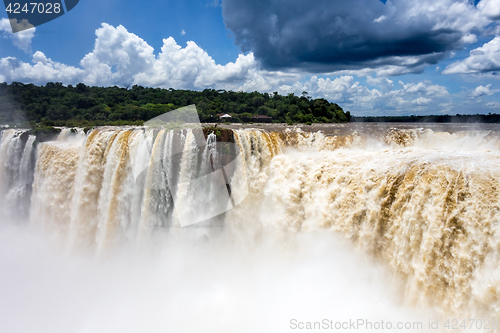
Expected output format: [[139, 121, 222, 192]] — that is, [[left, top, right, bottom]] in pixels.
[[1, 123, 500, 331]]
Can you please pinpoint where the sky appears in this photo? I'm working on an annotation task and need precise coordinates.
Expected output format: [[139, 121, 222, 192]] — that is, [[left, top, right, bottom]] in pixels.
[[1, 0, 500, 116]]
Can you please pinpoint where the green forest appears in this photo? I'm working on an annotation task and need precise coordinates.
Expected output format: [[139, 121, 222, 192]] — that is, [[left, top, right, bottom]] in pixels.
[[0, 82, 351, 127], [353, 114, 500, 123]]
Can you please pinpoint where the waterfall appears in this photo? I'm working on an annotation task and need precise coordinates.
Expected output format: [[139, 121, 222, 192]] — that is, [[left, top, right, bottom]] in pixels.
[[0, 129, 35, 221], [228, 127, 500, 318], [2, 124, 500, 324], [28, 127, 240, 252]]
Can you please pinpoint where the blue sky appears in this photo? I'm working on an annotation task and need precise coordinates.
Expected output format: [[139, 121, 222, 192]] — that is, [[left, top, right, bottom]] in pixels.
[[1, 0, 500, 116]]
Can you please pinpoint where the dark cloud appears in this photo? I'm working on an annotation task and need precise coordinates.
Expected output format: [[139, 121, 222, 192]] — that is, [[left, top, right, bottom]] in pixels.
[[221, 0, 475, 73]]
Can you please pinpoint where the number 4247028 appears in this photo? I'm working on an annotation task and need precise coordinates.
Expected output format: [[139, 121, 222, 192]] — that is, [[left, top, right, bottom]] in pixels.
[[5, 3, 62, 14]]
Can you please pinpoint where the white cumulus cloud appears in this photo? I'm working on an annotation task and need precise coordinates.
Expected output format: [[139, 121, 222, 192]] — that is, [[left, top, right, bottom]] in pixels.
[[470, 84, 494, 98], [79, 23, 156, 86], [0, 52, 84, 85], [0, 18, 36, 53], [443, 36, 500, 74], [478, 0, 500, 20]]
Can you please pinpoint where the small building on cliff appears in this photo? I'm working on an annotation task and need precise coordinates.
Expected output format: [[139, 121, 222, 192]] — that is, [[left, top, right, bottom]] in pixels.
[[218, 113, 232, 120]]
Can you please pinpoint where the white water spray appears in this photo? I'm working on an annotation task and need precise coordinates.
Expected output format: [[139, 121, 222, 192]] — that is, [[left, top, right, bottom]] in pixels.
[[1, 124, 500, 332]]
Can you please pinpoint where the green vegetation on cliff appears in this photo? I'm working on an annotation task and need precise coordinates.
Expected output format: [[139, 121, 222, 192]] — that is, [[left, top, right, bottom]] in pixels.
[[0, 82, 350, 127]]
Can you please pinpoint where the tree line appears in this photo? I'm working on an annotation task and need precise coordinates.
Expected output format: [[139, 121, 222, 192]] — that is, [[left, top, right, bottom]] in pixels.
[[352, 114, 500, 123], [0, 82, 351, 127]]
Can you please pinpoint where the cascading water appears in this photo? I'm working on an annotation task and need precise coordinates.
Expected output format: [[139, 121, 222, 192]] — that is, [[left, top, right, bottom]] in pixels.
[[0, 129, 35, 221], [230, 126, 500, 319], [2, 123, 500, 332]]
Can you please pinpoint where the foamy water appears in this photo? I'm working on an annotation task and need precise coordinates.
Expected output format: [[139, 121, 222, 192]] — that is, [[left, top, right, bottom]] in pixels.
[[1, 124, 500, 332]]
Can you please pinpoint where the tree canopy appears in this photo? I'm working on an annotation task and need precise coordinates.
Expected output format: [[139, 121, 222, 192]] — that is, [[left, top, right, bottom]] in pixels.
[[0, 82, 351, 127]]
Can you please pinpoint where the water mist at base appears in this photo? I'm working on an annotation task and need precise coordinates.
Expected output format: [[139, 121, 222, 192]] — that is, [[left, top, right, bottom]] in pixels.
[[0, 224, 434, 333]]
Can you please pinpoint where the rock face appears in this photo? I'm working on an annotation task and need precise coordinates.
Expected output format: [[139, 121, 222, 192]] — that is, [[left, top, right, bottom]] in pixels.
[[203, 126, 235, 143]]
